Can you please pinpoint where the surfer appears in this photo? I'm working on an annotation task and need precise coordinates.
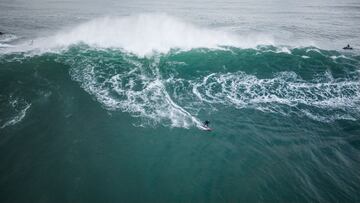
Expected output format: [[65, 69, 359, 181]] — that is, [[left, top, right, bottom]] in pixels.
[[202, 120, 212, 131], [200, 120, 212, 131], [0, 32, 3, 35], [203, 120, 210, 128], [343, 44, 353, 50]]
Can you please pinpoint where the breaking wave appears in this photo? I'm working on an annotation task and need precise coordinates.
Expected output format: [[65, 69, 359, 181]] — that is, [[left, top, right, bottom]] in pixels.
[[1, 14, 359, 129], [1, 13, 277, 56]]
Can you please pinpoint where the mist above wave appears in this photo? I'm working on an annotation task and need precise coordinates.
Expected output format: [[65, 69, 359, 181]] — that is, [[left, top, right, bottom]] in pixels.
[[3, 13, 278, 56]]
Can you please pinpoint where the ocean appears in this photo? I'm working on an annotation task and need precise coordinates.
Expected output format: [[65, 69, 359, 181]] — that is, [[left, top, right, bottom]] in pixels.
[[1, 0, 360, 202]]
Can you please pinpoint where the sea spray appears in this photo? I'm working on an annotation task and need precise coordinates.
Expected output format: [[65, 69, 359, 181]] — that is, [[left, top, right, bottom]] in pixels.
[[1, 13, 277, 56]]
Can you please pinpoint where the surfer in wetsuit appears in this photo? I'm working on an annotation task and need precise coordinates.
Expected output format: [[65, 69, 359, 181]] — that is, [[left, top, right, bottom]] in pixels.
[[203, 120, 210, 128]]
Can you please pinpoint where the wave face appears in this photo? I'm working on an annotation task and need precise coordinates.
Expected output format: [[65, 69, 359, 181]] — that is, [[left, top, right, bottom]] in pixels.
[[46, 46, 360, 128]]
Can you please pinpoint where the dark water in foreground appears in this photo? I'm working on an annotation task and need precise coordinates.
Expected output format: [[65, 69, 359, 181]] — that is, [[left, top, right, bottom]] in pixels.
[[1, 45, 360, 202]]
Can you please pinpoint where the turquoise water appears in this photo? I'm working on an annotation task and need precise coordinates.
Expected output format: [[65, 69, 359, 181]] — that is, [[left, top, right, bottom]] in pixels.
[[1, 45, 360, 202], [1, 1, 360, 202]]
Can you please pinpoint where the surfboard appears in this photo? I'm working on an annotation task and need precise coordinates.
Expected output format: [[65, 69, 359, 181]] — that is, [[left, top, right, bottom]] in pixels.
[[201, 126, 213, 131]]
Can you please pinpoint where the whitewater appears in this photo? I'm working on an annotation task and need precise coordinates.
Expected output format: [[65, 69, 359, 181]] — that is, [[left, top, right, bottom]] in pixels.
[[2, 13, 277, 56]]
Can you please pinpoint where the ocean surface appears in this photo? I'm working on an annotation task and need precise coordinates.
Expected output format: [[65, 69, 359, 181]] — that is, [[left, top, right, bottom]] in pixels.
[[1, 0, 360, 202]]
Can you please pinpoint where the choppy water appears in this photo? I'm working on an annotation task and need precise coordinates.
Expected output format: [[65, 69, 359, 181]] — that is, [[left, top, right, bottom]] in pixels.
[[1, 1, 360, 202]]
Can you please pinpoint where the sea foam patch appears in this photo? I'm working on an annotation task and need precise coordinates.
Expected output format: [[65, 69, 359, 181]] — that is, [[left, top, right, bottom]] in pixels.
[[0, 97, 31, 129], [189, 71, 360, 122]]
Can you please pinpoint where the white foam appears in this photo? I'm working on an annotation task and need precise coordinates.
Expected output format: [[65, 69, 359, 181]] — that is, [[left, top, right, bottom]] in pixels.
[[3, 13, 277, 56], [1, 100, 31, 129], [299, 109, 356, 123], [69, 55, 203, 128], [190, 71, 360, 122], [306, 48, 322, 54], [277, 47, 291, 54], [267, 47, 292, 54], [330, 55, 351, 61]]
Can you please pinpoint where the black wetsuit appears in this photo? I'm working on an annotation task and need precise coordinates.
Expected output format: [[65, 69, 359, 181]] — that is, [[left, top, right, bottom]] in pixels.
[[204, 120, 210, 127]]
